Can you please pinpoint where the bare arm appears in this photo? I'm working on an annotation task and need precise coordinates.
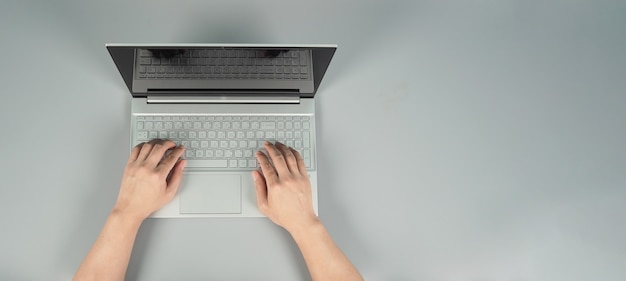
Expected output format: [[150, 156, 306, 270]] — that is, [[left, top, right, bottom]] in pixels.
[[73, 140, 186, 281], [253, 141, 364, 281]]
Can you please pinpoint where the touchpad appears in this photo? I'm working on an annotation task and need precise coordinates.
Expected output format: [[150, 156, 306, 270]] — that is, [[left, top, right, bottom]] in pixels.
[[180, 174, 242, 214]]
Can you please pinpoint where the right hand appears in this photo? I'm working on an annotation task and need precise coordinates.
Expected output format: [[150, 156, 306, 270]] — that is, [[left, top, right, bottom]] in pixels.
[[253, 141, 318, 233]]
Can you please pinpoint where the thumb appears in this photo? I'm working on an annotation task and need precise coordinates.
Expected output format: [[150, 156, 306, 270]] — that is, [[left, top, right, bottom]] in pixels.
[[252, 170, 268, 210], [166, 159, 186, 199]]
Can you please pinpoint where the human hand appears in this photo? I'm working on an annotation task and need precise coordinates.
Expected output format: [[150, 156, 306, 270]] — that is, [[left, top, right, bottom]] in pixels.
[[113, 139, 186, 221], [253, 141, 318, 233]]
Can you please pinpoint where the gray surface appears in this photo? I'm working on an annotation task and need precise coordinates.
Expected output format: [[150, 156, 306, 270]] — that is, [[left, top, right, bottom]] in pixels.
[[0, 0, 625, 280]]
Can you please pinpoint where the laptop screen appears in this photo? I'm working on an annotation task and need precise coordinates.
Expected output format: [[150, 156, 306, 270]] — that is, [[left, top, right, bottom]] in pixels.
[[106, 44, 336, 98]]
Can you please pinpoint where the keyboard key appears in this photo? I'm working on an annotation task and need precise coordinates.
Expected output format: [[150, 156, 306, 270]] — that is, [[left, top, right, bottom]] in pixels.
[[303, 132, 310, 147], [186, 160, 228, 168], [238, 160, 247, 168], [261, 122, 276, 130], [136, 131, 148, 140], [229, 159, 238, 168], [300, 53, 307, 65], [248, 159, 257, 168], [191, 141, 199, 148], [248, 140, 257, 148], [245, 150, 253, 158], [258, 67, 274, 74]]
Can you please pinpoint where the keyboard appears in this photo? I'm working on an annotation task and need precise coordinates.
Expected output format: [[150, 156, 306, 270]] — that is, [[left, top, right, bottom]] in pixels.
[[133, 115, 314, 170], [135, 48, 311, 80]]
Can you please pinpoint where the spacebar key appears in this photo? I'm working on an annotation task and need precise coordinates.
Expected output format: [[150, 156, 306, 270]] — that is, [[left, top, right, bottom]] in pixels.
[[185, 160, 228, 168]]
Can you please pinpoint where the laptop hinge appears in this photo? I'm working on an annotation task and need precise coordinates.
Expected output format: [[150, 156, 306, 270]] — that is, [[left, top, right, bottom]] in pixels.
[[146, 95, 300, 104]]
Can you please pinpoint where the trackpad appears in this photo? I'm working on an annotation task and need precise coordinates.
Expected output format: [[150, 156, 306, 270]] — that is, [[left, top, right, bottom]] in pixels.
[[180, 174, 242, 214]]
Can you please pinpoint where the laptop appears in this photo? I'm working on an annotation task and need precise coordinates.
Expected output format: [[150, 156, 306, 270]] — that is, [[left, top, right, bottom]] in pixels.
[[106, 44, 337, 218]]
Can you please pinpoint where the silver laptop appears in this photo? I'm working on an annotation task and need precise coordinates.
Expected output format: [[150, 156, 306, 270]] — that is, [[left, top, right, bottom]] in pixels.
[[106, 44, 337, 218]]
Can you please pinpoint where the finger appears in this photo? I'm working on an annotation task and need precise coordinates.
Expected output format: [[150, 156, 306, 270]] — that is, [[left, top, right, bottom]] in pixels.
[[275, 142, 299, 175], [147, 140, 177, 165], [290, 147, 308, 176], [128, 143, 145, 164], [137, 140, 159, 160], [158, 145, 185, 172], [256, 150, 278, 185], [252, 170, 268, 212], [165, 159, 186, 199], [264, 141, 289, 175]]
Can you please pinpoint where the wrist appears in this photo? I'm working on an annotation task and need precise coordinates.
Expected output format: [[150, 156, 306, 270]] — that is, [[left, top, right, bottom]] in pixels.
[[286, 216, 323, 238], [110, 206, 146, 226]]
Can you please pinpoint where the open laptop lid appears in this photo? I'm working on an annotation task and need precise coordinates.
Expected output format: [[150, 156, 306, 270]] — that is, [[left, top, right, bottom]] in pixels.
[[106, 44, 336, 98]]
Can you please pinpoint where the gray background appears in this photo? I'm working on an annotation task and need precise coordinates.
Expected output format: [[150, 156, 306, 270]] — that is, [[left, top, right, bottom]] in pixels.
[[1, 0, 625, 280]]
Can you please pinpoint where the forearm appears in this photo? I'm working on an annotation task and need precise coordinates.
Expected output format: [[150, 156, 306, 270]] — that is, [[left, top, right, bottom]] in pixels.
[[290, 220, 364, 281], [73, 210, 143, 281]]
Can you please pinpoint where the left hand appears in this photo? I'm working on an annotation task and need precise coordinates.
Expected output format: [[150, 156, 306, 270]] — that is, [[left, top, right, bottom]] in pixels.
[[113, 139, 186, 221]]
